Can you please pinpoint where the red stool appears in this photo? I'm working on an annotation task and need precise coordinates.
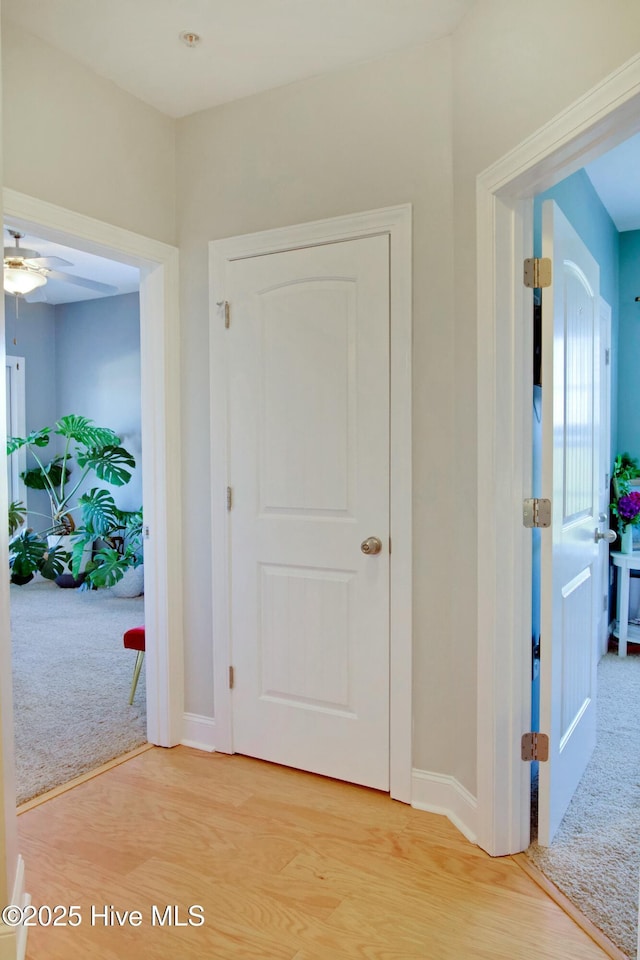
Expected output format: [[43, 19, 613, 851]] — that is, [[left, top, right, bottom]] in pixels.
[[123, 626, 145, 704]]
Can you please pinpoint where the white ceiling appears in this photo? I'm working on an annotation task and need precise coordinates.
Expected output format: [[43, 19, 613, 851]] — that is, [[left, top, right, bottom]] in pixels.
[[2, 228, 139, 305], [1, 0, 475, 119], [584, 132, 640, 232]]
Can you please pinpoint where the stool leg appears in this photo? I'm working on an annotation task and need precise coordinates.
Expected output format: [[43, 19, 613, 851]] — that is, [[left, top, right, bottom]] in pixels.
[[129, 651, 145, 704]]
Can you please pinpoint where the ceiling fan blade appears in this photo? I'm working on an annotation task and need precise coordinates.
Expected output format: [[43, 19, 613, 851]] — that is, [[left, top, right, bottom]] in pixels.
[[25, 256, 73, 269], [44, 270, 118, 294]]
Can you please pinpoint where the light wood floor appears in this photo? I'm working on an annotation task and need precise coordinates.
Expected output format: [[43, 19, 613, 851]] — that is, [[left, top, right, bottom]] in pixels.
[[17, 747, 614, 960]]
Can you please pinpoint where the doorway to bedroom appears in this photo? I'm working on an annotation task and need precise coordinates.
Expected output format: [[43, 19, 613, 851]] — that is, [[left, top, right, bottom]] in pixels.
[[3, 227, 148, 804]]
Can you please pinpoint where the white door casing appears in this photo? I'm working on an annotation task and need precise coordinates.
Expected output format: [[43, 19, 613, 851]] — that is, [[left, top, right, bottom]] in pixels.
[[210, 205, 412, 802], [228, 236, 390, 789], [5, 357, 26, 514], [476, 55, 640, 856], [2, 188, 183, 748], [538, 200, 599, 847], [598, 299, 612, 658]]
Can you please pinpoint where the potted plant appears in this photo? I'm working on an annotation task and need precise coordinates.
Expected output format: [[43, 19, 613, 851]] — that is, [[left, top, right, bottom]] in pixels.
[[71, 497, 144, 595], [7, 415, 135, 586], [611, 453, 640, 553]]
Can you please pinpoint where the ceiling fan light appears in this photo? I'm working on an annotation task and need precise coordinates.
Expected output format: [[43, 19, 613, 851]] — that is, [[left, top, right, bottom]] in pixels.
[[3, 265, 47, 296]]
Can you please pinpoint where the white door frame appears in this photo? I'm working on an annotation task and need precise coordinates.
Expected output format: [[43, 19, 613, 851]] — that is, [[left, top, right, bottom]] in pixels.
[[209, 204, 413, 803], [2, 188, 184, 747], [598, 298, 613, 659], [5, 355, 26, 512], [476, 55, 640, 856]]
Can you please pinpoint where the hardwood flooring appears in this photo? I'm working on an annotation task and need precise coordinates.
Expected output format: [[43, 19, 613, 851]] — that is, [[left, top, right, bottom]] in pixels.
[[17, 747, 614, 959]]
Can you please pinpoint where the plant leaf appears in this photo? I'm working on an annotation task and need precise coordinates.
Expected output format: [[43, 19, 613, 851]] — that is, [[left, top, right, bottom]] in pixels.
[[8, 500, 26, 536], [75, 445, 135, 486], [78, 488, 122, 536], [83, 546, 131, 589], [9, 530, 47, 578], [21, 457, 70, 491], [55, 415, 121, 450], [39, 545, 71, 581], [7, 428, 50, 455]]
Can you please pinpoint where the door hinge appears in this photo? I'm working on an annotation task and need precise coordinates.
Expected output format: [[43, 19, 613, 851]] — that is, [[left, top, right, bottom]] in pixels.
[[521, 732, 549, 762], [226, 486, 233, 511], [523, 258, 552, 289], [216, 300, 230, 328], [605, 347, 610, 366], [523, 498, 551, 528], [229, 666, 235, 689]]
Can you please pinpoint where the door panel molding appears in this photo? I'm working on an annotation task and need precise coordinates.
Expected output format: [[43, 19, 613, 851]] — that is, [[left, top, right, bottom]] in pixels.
[[210, 204, 412, 802], [476, 55, 640, 855]]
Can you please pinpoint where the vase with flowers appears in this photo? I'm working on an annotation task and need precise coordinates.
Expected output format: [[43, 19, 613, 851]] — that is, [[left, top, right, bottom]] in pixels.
[[611, 453, 640, 553]]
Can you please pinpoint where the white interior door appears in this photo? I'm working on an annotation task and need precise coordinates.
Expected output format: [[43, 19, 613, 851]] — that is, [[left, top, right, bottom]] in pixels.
[[597, 299, 612, 658], [538, 200, 600, 846], [226, 235, 390, 790]]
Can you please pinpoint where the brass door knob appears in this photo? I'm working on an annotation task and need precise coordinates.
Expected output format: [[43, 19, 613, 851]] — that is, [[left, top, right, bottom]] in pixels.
[[361, 536, 383, 555]]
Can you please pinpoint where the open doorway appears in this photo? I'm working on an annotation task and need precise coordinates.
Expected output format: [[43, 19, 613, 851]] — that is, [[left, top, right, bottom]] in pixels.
[[1, 188, 184, 753], [523, 149, 640, 954], [475, 53, 640, 960], [4, 226, 148, 803]]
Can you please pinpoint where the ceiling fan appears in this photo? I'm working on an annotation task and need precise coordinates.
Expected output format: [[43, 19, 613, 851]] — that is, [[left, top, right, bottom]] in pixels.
[[3, 229, 118, 300]]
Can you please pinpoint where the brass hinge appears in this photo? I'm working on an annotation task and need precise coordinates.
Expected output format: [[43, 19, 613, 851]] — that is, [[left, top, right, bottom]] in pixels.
[[216, 300, 230, 328], [523, 498, 551, 528], [521, 732, 549, 762], [226, 486, 233, 511], [229, 666, 235, 689], [523, 258, 552, 289]]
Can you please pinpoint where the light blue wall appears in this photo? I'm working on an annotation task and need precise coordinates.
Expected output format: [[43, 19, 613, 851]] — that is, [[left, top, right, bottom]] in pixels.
[[616, 231, 640, 460], [5, 296, 57, 437], [55, 292, 142, 512], [5, 296, 58, 528]]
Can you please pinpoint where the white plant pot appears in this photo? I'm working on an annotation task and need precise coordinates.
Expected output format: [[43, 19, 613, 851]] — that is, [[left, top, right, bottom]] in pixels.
[[110, 564, 144, 598]]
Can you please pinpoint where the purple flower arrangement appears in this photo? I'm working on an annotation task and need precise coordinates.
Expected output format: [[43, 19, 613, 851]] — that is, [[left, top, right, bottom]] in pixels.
[[616, 490, 640, 530]]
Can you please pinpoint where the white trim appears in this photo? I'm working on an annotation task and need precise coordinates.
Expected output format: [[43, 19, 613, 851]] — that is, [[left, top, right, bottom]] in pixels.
[[11, 855, 29, 960], [411, 769, 478, 845], [476, 54, 640, 856], [209, 204, 413, 803], [4, 356, 26, 513], [3, 189, 184, 747], [182, 713, 216, 752]]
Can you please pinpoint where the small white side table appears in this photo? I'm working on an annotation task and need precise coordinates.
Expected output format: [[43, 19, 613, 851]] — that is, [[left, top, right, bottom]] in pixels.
[[611, 551, 640, 656]]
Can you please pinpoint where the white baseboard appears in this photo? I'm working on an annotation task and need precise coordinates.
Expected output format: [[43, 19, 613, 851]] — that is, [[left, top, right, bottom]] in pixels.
[[0, 856, 30, 960], [411, 769, 478, 845], [181, 713, 215, 752]]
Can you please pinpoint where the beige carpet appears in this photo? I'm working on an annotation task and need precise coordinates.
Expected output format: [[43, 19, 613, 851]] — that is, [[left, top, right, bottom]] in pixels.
[[10, 578, 146, 805], [528, 652, 640, 959]]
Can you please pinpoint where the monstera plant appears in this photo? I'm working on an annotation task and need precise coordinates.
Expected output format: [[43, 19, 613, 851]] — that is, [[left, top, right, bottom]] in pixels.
[[7, 415, 137, 586]]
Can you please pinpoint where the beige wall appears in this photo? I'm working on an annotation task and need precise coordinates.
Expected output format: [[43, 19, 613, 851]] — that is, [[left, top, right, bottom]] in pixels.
[[176, 41, 457, 765], [1, 21, 176, 245]]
